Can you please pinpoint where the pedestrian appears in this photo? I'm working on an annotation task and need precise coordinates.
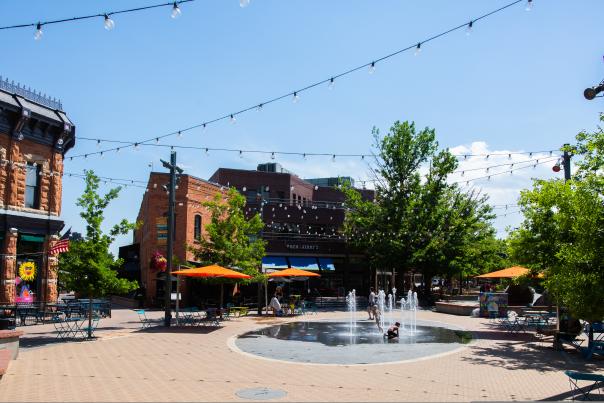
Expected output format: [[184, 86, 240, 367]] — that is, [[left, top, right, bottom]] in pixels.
[[367, 287, 376, 320]]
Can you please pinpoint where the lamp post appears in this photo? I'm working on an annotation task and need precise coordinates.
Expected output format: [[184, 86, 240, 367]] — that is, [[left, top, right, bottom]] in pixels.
[[160, 151, 183, 327]]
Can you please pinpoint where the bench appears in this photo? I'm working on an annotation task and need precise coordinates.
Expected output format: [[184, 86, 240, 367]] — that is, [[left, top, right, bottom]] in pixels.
[[565, 370, 604, 401]]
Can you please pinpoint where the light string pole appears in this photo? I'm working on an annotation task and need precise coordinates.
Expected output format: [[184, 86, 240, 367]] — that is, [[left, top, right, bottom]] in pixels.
[[160, 151, 183, 327]]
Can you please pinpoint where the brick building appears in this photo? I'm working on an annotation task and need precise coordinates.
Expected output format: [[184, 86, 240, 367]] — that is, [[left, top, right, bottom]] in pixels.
[[133, 172, 226, 306], [128, 163, 374, 307], [209, 163, 374, 297], [0, 80, 76, 304]]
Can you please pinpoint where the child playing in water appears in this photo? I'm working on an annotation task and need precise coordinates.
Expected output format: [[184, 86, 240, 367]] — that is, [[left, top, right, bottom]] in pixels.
[[371, 305, 383, 332], [385, 322, 401, 340]]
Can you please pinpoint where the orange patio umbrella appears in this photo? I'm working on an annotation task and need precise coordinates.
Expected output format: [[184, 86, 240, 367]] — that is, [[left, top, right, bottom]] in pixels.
[[173, 264, 251, 309], [267, 268, 321, 278], [172, 264, 252, 279], [475, 266, 534, 279]]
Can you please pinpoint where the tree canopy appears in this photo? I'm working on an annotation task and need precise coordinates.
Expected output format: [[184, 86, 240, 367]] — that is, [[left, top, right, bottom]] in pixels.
[[188, 188, 265, 281], [343, 121, 500, 288], [59, 170, 139, 297], [509, 115, 604, 323]]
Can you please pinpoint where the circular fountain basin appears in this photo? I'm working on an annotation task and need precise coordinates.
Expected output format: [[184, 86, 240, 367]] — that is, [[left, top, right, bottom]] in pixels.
[[234, 320, 471, 365]]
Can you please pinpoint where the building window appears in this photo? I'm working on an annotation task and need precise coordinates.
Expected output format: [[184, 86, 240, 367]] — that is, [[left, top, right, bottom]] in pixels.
[[25, 163, 40, 209], [194, 214, 202, 240]]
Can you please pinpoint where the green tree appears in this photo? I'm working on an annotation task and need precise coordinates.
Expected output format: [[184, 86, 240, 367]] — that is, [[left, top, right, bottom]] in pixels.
[[59, 171, 139, 336], [509, 115, 604, 344], [343, 121, 498, 294], [188, 188, 265, 281]]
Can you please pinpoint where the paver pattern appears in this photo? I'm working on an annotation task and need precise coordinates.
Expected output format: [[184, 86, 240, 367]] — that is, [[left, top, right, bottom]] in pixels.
[[0, 308, 600, 401]]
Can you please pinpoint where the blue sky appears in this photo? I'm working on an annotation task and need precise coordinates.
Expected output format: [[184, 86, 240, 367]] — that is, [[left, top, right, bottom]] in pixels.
[[1, 0, 602, 253]]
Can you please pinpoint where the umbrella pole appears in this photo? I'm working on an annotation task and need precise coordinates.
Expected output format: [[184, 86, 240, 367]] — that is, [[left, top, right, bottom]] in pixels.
[[175, 272, 180, 326], [264, 267, 268, 316], [220, 283, 224, 309]]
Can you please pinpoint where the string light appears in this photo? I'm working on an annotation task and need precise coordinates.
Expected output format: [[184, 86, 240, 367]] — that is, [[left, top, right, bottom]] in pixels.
[[64, 0, 528, 160], [368, 62, 376, 74], [525, 0, 533, 11], [103, 14, 115, 31], [466, 20, 473, 36], [292, 92, 299, 103], [34, 23, 43, 40], [230, 114, 236, 124], [170, 2, 182, 19], [414, 43, 422, 56], [328, 77, 335, 90]]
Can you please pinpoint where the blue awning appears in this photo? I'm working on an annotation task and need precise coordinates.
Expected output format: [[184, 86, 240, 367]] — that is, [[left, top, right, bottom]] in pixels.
[[318, 258, 335, 271], [289, 257, 320, 271], [262, 256, 288, 269]]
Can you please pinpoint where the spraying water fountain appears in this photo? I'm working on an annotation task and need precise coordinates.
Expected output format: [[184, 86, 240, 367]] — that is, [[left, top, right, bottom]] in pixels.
[[346, 289, 357, 336], [377, 289, 386, 332], [387, 293, 394, 327], [236, 288, 472, 365]]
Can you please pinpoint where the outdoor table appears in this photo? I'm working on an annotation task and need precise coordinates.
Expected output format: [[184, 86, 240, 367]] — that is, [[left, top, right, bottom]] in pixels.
[[179, 308, 203, 325]]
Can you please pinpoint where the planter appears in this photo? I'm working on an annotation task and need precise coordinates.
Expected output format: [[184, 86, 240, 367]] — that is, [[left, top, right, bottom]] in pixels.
[[0, 330, 24, 360]]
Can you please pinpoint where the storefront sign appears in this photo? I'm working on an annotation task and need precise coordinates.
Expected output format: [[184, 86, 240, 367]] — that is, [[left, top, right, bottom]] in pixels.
[[285, 243, 320, 251]]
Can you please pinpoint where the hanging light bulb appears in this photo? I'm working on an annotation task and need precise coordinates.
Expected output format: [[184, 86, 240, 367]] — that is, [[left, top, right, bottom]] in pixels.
[[240, 0, 250, 7], [525, 0, 533, 11], [230, 114, 236, 124], [116, 147, 121, 153], [177, 131, 182, 139], [414, 43, 422, 56], [331, 154, 336, 162], [104, 14, 115, 31], [239, 150, 243, 158], [34, 23, 43, 41], [328, 77, 335, 90], [256, 103, 263, 112], [271, 152, 275, 160], [466, 20, 473, 36], [155, 138, 159, 144], [205, 148, 209, 156], [368, 62, 376, 74], [292, 91, 300, 103], [171, 2, 182, 19], [302, 153, 307, 160]]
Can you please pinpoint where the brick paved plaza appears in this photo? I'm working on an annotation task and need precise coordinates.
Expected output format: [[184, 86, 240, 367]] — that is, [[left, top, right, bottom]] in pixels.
[[0, 309, 601, 402]]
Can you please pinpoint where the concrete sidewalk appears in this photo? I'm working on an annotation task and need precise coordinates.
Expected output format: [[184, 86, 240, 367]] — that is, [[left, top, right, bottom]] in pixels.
[[1, 310, 601, 402]]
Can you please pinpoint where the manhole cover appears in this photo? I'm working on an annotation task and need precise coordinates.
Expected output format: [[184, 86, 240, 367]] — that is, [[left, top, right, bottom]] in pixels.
[[236, 387, 287, 400]]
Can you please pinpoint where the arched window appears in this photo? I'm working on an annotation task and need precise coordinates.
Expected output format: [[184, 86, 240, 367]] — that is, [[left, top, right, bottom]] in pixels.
[[194, 214, 202, 240]]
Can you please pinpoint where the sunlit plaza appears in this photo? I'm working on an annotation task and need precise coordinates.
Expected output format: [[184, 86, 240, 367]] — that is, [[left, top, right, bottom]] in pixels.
[[1, 1, 603, 402]]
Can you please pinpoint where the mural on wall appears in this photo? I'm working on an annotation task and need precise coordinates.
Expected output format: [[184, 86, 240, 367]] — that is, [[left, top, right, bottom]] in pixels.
[[16, 261, 37, 303]]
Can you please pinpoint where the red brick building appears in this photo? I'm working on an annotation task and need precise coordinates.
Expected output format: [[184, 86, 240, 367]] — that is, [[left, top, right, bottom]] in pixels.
[[0, 80, 76, 304], [133, 173, 226, 306]]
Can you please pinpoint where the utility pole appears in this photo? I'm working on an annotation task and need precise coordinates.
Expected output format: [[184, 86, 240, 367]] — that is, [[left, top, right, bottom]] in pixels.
[[161, 151, 183, 327], [562, 143, 571, 182], [256, 194, 267, 315]]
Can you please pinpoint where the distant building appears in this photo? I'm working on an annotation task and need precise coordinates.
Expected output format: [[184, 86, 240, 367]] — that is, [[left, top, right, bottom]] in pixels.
[[132, 172, 226, 306], [127, 163, 374, 307], [0, 79, 76, 304], [209, 163, 374, 296]]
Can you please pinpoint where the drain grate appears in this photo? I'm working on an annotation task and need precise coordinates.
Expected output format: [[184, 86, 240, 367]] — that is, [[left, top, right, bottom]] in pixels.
[[236, 387, 287, 400]]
